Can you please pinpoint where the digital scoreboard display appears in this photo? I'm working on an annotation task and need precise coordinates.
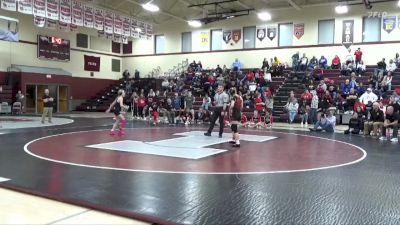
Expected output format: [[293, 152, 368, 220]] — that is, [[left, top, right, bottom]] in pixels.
[[37, 35, 70, 62]]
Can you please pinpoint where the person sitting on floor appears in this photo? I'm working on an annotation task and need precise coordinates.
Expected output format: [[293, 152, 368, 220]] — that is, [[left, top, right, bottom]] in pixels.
[[309, 110, 336, 133], [344, 112, 363, 134], [240, 113, 248, 127]]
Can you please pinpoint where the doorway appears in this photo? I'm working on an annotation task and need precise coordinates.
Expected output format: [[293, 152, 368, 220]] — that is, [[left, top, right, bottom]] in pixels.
[[26, 84, 69, 114]]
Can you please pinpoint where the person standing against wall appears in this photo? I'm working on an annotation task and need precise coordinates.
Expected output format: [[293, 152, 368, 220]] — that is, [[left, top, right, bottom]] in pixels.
[[41, 89, 54, 124], [204, 85, 229, 138]]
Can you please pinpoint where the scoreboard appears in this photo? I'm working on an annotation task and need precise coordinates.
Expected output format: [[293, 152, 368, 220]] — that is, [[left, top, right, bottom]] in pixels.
[[37, 35, 70, 62]]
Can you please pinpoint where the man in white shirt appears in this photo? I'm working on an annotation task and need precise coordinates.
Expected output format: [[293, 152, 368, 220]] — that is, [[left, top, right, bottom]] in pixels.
[[359, 88, 378, 105], [299, 54, 308, 71], [387, 59, 397, 73]]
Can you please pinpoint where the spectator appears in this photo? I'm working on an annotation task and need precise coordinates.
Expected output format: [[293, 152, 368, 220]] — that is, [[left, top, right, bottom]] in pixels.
[[172, 92, 182, 119], [354, 48, 363, 67], [232, 58, 241, 72], [345, 54, 353, 65], [349, 74, 358, 90], [345, 89, 358, 112], [319, 91, 333, 113], [201, 94, 211, 110], [197, 61, 203, 72], [287, 98, 299, 124], [163, 98, 174, 125], [395, 53, 400, 68], [301, 89, 312, 105], [254, 92, 264, 113], [134, 69, 140, 80], [331, 55, 341, 69], [309, 110, 336, 133], [381, 72, 393, 92], [215, 65, 223, 75], [131, 92, 139, 118], [379, 106, 399, 142], [342, 79, 352, 96], [356, 60, 366, 76], [344, 112, 363, 134], [122, 69, 130, 80], [364, 102, 384, 136], [292, 52, 300, 71], [359, 88, 378, 105], [161, 79, 170, 91], [375, 58, 386, 80], [189, 60, 197, 70], [319, 56, 328, 69], [261, 58, 270, 73], [387, 59, 397, 73], [299, 102, 310, 127], [341, 62, 349, 76], [299, 53, 308, 71], [308, 56, 318, 70], [310, 90, 319, 124]]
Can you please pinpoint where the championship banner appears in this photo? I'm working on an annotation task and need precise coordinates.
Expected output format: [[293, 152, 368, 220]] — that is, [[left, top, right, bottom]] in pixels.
[[131, 19, 139, 38], [105, 32, 113, 40], [200, 31, 209, 46], [71, 0, 83, 26], [46, 0, 59, 20], [138, 21, 146, 39], [83, 5, 93, 28], [84, 55, 100, 72], [34, 16, 45, 27], [59, 21, 69, 31], [1, 0, 17, 11], [97, 30, 104, 38], [232, 29, 241, 43], [256, 27, 266, 42], [113, 14, 122, 35], [122, 35, 128, 44], [113, 34, 121, 43], [267, 27, 276, 41], [45, 18, 57, 29], [294, 23, 304, 39], [59, 0, 71, 24], [93, 8, 103, 30], [122, 16, 130, 37], [70, 23, 77, 32], [33, 0, 46, 17], [223, 30, 231, 44], [146, 24, 152, 40], [18, 0, 33, 14], [342, 20, 354, 49], [382, 16, 396, 33], [104, 11, 113, 34]]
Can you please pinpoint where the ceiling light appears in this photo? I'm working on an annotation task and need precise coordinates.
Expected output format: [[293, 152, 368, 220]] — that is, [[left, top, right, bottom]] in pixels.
[[257, 12, 271, 21], [398, 0, 400, 7], [335, 5, 348, 14], [188, 20, 202, 28], [142, 2, 159, 12]]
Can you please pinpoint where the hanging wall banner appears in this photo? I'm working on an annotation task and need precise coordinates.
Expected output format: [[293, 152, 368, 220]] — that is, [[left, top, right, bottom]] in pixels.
[[34, 16, 45, 27], [138, 21, 146, 39], [113, 34, 121, 43], [122, 35, 128, 44], [294, 23, 304, 39], [1, 0, 17, 11], [59, 0, 71, 23], [104, 11, 113, 33], [383, 16, 396, 33], [83, 5, 93, 28], [46, 0, 59, 20], [200, 31, 209, 46], [223, 30, 231, 44], [267, 27, 276, 41], [97, 30, 104, 38], [71, 0, 83, 26], [46, 18, 57, 29], [256, 27, 266, 42], [113, 14, 122, 34], [146, 24, 152, 40], [232, 29, 241, 43], [84, 55, 100, 71], [70, 23, 77, 32], [342, 20, 354, 49], [131, 19, 139, 38], [18, 0, 33, 14], [122, 16, 130, 37], [105, 32, 113, 40], [33, 0, 46, 17], [59, 21, 69, 31], [93, 8, 103, 30]]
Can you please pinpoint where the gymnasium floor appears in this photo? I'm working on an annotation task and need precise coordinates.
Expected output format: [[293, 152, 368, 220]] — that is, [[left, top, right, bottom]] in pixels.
[[0, 114, 399, 225]]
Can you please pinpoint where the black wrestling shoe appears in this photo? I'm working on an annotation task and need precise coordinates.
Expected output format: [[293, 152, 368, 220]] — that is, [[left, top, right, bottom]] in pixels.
[[204, 132, 211, 136], [229, 140, 235, 144], [232, 144, 240, 147]]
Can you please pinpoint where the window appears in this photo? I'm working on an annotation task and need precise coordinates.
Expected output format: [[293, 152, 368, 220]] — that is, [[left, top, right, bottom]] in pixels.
[[112, 59, 120, 72], [211, 29, 222, 51], [123, 41, 132, 54], [243, 26, 256, 49], [90, 36, 110, 52], [76, 33, 88, 48], [112, 41, 121, 54], [155, 34, 165, 54], [318, 19, 335, 44], [363, 17, 381, 42], [279, 23, 293, 47], [181, 32, 192, 53]]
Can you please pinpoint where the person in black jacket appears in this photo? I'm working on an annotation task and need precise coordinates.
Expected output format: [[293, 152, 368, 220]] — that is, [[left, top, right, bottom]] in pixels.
[[364, 102, 384, 136], [344, 112, 363, 134]]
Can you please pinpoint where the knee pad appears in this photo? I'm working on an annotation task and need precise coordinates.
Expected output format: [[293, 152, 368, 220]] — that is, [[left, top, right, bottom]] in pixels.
[[231, 124, 238, 133]]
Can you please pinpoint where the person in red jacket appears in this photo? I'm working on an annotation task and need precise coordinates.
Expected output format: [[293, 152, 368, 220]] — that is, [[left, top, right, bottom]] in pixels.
[[332, 55, 341, 69], [137, 93, 147, 119], [354, 48, 363, 67], [301, 89, 312, 105], [353, 100, 366, 112], [246, 71, 255, 82], [240, 113, 248, 127], [254, 92, 264, 113]]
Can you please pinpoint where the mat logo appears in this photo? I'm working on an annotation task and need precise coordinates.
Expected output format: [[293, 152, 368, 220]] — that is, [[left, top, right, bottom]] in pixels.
[[86, 131, 277, 160]]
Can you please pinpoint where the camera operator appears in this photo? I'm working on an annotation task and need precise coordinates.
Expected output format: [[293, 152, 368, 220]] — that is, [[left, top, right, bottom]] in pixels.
[[309, 109, 336, 133]]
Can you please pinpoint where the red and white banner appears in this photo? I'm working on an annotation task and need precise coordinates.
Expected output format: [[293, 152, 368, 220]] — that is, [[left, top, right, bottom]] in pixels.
[[84, 55, 100, 72], [113, 34, 121, 43], [122, 16, 130, 37], [46, 0, 59, 20], [122, 35, 128, 44], [138, 21, 146, 39], [34, 16, 45, 27], [104, 11, 113, 34], [59, 21, 69, 31], [131, 19, 139, 38], [113, 14, 122, 35], [105, 32, 113, 40], [71, 0, 83, 26], [18, 0, 33, 14], [93, 8, 103, 30], [46, 18, 57, 29], [83, 5, 93, 28], [59, 0, 71, 24], [97, 30, 104, 38], [70, 23, 77, 32], [1, 0, 17, 11], [33, 0, 46, 17], [146, 24, 153, 40]]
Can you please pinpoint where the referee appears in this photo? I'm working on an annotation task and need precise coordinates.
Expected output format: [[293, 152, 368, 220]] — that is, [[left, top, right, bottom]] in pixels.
[[204, 85, 229, 138]]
